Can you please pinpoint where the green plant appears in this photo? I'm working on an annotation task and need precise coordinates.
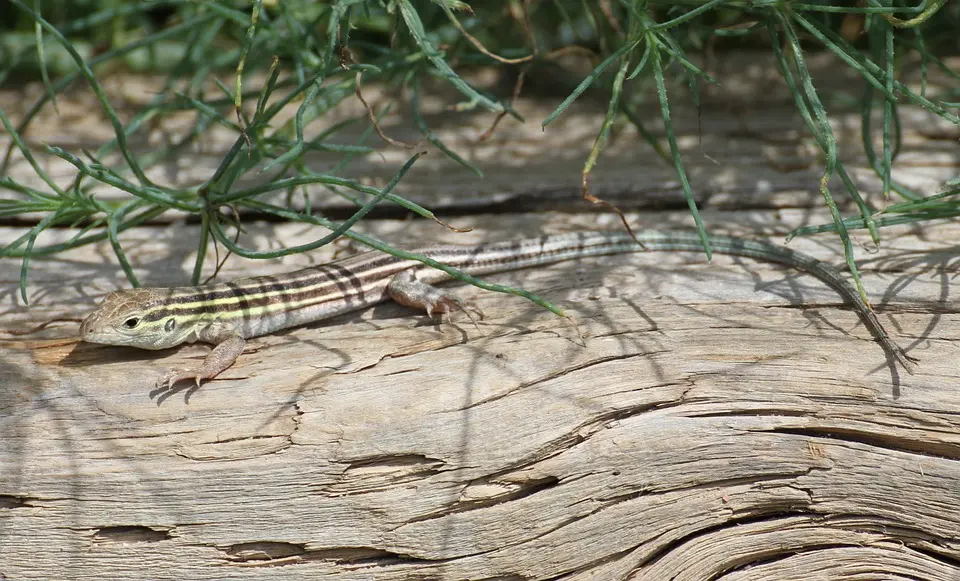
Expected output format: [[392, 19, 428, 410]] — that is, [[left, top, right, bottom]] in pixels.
[[1, 0, 958, 308]]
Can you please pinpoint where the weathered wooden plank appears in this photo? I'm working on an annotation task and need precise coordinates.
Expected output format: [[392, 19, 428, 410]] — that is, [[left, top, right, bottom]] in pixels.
[[1, 207, 957, 580]]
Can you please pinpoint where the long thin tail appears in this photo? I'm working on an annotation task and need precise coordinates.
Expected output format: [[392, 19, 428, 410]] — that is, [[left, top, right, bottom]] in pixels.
[[424, 231, 916, 374]]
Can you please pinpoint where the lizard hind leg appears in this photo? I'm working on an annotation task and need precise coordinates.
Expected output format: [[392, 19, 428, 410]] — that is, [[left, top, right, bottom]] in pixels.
[[386, 270, 483, 328]]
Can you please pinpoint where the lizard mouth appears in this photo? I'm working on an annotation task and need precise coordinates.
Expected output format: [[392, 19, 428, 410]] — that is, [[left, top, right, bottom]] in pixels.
[[78, 317, 93, 340]]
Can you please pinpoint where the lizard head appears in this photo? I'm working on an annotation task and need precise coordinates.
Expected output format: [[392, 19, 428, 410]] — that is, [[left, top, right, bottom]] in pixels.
[[80, 288, 189, 350]]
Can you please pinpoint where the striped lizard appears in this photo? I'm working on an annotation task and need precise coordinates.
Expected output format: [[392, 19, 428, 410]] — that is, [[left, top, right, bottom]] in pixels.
[[79, 230, 917, 388]]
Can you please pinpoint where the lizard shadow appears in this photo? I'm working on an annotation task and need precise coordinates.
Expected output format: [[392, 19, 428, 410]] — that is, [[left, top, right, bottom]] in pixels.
[[150, 302, 477, 407], [61, 341, 185, 368], [150, 380, 201, 405], [61, 341, 210, 405]]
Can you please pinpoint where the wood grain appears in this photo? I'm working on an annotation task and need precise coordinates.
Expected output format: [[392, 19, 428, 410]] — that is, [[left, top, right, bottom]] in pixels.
[[2, 210, 958, 580], [1, 51, 959, 580]]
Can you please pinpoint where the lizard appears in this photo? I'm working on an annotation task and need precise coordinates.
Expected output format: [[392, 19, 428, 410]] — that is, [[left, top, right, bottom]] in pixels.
[[78, 230, 917, 388]]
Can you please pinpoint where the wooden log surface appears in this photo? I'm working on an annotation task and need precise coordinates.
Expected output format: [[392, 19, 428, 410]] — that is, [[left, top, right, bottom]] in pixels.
[[2, 52, 959, 580]]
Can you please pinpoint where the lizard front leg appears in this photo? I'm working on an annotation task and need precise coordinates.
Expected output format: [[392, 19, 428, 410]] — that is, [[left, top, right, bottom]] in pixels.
[[156, 323, 246, 389]]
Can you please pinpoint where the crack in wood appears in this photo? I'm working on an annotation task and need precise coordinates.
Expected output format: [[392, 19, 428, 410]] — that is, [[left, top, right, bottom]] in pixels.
[[0, 495, 36, 509], [92, 525, 172, 543], [221, 541, 442, 569], [173, 433, 294, 461], [222, 541, 305, 562], [549, 539, 650, 580], [518, 401, 684, 463], [636, 514, 838, 577], [459, 352, 667, 411], [769, 426, 960, 460], [406, 475, 561, 524], [318, 454, 449, 496]]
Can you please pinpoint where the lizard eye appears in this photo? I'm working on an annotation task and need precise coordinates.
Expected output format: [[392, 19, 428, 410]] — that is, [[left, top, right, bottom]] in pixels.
[[123, 317, 140, 329], [164, 318, 176, 333]]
